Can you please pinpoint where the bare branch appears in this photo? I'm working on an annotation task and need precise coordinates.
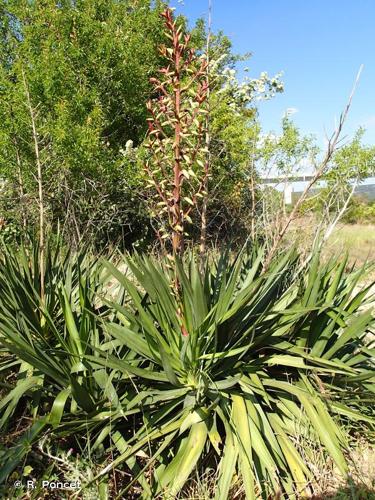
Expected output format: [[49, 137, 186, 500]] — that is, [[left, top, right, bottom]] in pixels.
[[22, 69, 46, 301], [262, 66, 363, 273]]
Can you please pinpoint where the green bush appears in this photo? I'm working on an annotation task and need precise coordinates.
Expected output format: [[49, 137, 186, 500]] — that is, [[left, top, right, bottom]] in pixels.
[[341, 197, 375, 224], [298, 192, 375, 225]]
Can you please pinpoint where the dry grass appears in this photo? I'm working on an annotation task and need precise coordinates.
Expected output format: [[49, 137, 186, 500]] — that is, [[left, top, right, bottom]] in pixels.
[[178, 434, 375, 499], [287, 219, 375, 267], [305, 438, 375, 499], [324, 224, 375, 268], [287, 219, 375, 285]]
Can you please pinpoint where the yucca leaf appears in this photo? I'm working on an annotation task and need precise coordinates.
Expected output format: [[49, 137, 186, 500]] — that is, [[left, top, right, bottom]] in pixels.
[[168, 420, 208, 496], [0, 376, 41, 428], [49, 387, 71, 427], [232, 395, 255, 500], [215, 406, 239, 500], [268, 414, 310, 495], [324, 309, 373, 359], [0, 418, 48, 483]]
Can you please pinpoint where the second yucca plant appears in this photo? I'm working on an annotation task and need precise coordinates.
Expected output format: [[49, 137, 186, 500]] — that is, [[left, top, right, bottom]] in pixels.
[[87, 247, 375, 498]]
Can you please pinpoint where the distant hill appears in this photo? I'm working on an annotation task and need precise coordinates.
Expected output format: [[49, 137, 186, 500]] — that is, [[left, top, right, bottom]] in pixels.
[[293, 183, 375, 203], [355, 183, 375, 201]]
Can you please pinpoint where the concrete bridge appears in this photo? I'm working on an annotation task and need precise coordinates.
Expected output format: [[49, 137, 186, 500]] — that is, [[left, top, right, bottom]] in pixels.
[[260, 173, 375, 205], [260, 173, 315, 204]]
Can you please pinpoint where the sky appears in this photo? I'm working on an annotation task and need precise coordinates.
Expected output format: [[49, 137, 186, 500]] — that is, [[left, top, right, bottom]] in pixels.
[[170, 0, 375, 148]]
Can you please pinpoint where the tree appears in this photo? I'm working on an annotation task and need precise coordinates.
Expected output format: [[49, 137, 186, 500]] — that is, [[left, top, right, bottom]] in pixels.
[[0, 0, 287, 251], [0, 0, 167, 247], [191, 22, 284, 246], [253, 116, 318, 248], [329, 127, 375, 183], [300, 128, 375, 238]]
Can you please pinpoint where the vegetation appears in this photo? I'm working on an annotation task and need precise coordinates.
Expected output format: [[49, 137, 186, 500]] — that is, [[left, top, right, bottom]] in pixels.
[[0, 2, 374, 499], [341, 197, 375, 225], [0, 239, 374, 498]]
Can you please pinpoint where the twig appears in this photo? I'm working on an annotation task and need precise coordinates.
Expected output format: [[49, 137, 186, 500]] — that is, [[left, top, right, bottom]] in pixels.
[[296, 179, 358, 274], [22, 69, 46, 301], [262, 65, 363, 273]]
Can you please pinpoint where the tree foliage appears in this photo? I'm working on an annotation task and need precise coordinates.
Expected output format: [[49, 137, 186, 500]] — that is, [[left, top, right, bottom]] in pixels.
[[0, 0, 167, 247], [0, 0, 287, 249]]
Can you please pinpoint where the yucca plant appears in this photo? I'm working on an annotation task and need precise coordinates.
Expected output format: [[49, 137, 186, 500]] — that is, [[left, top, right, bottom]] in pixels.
[[0, 239, 180, 490], [1, 239, 374, 497], [0, 239, 123, 482], [84, 247, 375, 499]]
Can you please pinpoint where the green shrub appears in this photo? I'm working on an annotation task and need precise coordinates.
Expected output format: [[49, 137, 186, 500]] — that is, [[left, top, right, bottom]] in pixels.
[[298, 193, 375, 225], [341, 197, 375, 224]]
